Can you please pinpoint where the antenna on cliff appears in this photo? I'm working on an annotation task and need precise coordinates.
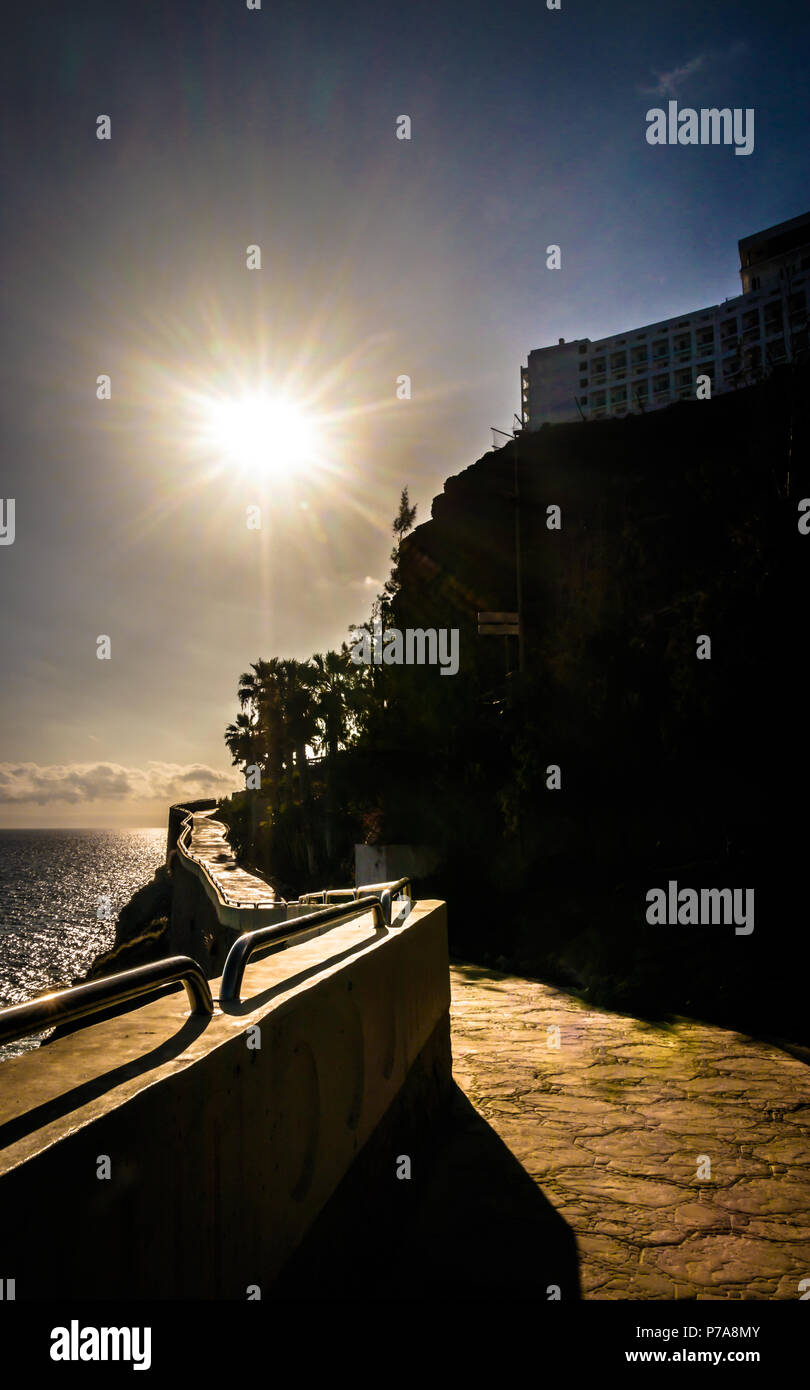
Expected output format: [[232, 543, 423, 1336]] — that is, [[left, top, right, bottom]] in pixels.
[[490, 425, 515, 450]]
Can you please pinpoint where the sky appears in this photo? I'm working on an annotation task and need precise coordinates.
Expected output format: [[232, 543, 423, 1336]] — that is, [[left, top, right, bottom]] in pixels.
[[1, 0, 808, 826]]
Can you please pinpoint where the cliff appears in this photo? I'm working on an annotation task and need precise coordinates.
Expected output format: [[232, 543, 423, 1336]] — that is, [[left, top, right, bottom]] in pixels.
[[382, 363, 809, 1040]]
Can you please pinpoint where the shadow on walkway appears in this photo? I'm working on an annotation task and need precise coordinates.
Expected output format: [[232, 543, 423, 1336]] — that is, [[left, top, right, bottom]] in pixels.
[[453, 960, 810, 1068], [275, 1082, 581, 1301]]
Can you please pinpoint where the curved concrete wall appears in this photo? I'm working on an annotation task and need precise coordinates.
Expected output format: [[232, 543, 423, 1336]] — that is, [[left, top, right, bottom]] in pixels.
[[172, 836, 285, 931], [166, 799, 218, 859], [168, 855, 241, 977], [170, 805, 286, 932], [0, 900, 450, 1299]]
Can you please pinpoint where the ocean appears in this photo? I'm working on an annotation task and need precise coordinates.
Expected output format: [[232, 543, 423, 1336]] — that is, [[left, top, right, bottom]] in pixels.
[[0, 827, 166, 1060]]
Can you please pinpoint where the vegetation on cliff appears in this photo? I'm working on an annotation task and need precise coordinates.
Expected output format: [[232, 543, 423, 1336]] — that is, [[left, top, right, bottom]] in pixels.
[[78, 866, 173, 981]]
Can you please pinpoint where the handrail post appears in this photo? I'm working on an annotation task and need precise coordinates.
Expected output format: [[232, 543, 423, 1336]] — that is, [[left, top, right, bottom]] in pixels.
[[220, 897, 386, 1006]]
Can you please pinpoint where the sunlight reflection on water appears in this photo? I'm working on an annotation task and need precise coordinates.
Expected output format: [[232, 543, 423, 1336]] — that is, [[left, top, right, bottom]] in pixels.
[[0, 827, 165, 1061]]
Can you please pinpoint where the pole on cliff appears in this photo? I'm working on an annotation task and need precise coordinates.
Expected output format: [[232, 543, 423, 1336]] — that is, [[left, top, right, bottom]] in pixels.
[[513, 434, 525, 675], [490, 425, 526, 677]]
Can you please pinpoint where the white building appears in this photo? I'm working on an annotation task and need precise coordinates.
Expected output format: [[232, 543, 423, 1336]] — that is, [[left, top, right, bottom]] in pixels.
[[520, 210, 810, 429]]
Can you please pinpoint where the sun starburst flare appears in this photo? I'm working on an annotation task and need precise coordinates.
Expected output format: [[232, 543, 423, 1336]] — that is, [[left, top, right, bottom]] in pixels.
[[198, 391, 323, 480]]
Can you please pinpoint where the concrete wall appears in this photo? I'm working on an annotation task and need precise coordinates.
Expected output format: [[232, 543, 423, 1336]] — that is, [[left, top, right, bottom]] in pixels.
[[168, 852, 242, 976], [172, 833, 286, 932], [0, 900, 450, 1299], [355, 843, 441, 887]]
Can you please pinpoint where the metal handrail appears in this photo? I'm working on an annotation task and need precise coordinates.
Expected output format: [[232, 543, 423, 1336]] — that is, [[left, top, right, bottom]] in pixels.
[[356, 877, 412, 917], [355, 878, 412, 897], [220, 897, 386, 1005], [0, 955, 214, 1049], [362, 878, 412, 927], [297, 878, 412, 927]]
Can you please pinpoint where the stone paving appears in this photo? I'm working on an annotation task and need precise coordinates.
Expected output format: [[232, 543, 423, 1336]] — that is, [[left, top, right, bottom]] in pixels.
[[184, 811, 280, 907], [450, 963, 810, 1300]]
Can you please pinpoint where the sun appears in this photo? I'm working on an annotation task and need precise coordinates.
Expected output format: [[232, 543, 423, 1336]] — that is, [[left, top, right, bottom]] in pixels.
[[200, 391, 323, 480]]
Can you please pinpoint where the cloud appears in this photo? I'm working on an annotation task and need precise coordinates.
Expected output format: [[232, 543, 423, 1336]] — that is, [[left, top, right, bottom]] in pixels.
[[0, 761, 237, 806], [348, 575, 383, 591], [641, 54, 705, 99], [640, 41, 748, 100]]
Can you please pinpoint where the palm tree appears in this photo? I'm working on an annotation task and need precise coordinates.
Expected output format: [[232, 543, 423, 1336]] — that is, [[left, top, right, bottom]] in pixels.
[[224, 709, 264, 775], [236, 660, 286, 805], [279, 658, 317, 802]]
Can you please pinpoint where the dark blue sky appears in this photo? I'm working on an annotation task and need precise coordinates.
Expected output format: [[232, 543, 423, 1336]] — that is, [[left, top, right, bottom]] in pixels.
[[1, 0, 808, 823]]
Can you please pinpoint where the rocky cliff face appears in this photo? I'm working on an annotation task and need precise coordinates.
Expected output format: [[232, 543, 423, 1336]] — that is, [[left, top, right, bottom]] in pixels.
[[384, 364, 808, 1041]]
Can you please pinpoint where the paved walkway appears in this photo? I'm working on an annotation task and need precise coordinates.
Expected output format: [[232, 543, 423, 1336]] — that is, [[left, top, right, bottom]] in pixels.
[[450, 963, 810, 1300], [183, 811, 280, 908]]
